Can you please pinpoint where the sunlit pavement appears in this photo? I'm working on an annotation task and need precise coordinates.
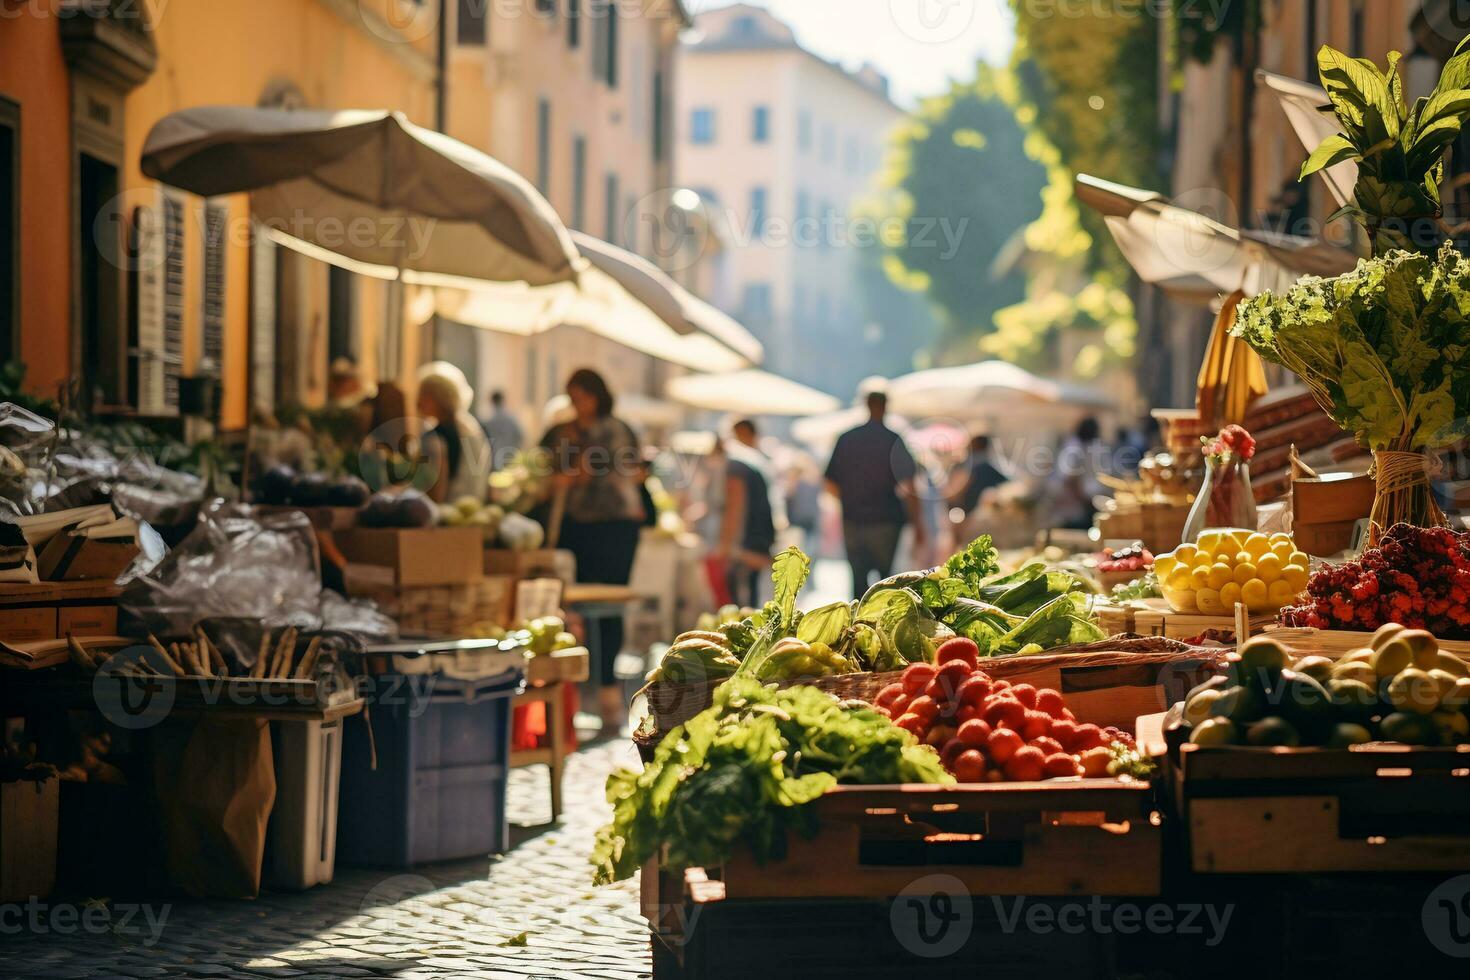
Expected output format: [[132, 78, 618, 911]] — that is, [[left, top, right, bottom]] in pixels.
[[0, 740, 652, 980]]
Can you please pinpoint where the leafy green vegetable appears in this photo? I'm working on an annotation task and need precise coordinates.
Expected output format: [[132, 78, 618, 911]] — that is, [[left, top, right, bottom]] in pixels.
[[944, 534, 1001, 596], [591, 678, 952, 884], [737, 547, 812, 679], [796, 601, 854, 647]]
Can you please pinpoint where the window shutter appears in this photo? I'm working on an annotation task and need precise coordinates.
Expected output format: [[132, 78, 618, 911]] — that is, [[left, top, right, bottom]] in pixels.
[[200, 199, 227, 376], [131, 202, 167, 415], [161, 189, 185, 411], [250, 224, 276, 412]]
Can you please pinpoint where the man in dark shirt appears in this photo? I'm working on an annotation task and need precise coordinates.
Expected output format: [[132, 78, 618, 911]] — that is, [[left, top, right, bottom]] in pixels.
[[714, 420, 777, 607], [824, 389, 928, 593], [954, 434, 1006, 515]]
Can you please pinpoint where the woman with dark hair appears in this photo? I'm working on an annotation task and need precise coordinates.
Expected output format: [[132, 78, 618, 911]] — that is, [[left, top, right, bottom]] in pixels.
[[542, 368, 645, 734]]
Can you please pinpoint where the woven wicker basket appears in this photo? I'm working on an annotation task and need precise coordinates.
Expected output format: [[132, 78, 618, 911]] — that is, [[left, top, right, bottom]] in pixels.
[[355, 575, 516, 637], [642, 636, 1225, 746]]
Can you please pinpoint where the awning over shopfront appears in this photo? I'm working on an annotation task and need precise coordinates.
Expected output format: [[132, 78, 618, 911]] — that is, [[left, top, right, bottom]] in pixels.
[[1076, 174, 1358, 304], [665, 371, 840, 416], [886, 360, 1112, 423], [1255, 69, 1356, 209], [141, 106, 581, 287]]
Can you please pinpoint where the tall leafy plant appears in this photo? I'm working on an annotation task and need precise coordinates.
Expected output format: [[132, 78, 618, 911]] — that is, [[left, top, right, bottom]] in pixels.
[[1302, 39, 1470, 255]]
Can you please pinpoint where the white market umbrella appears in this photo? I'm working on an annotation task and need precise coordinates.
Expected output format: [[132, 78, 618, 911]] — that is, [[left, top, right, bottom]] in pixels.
[[887, 360, 1111, 422], [141, 106, 580, 287], [1256, 69, 1356, 209], [792, 406, 908, 450], [666, 370, 840, 416]]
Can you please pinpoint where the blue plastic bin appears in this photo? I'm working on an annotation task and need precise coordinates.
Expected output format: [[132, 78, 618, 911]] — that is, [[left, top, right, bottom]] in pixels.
[[337, 667, 523, 867]]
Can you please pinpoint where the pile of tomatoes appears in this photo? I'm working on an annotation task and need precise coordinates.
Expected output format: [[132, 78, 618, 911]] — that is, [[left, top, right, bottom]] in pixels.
[[872, 637, 1130, 783]]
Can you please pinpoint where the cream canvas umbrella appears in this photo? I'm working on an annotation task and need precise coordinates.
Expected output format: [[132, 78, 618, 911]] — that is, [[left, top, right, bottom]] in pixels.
[[141, 106, 581, 287], [666, 371, 839, 416], [886, 360, 1111, 422], [1256, 69, 1356, 209]]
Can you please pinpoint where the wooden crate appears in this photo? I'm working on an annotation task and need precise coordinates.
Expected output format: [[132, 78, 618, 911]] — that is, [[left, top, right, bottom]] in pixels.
[[349, 573, 515, 637], [1094, 602, 1136, 636], [1265, 626, 1470, 659], [1132, 598, 1273, 641], [0, 777, 58, 902], [1145, 713, 1470, 873]]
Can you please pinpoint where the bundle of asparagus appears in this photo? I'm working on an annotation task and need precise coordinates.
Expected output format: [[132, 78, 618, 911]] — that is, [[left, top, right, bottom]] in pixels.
[[71, 627, 326, 682]]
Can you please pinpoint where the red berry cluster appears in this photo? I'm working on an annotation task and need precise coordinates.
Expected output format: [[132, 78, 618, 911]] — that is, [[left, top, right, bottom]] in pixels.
[[1280, 523, 1470, 637], [1204, 424, 1257, 462], [873, 637, 1115, 782], [1098, 545, 1153, 573]]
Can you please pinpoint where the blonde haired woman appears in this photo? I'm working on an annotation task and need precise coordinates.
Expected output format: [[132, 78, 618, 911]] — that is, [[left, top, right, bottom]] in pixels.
[[416, 361, 492, 504]]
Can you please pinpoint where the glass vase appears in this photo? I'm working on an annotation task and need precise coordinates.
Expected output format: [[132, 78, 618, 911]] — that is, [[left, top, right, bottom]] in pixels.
[[1182, 456, 1257, 546]]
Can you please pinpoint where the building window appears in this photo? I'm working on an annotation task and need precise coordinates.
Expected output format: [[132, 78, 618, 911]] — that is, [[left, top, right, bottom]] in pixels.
[[592, 0, 617, 87], [78, 152, 125, 408], [652, 70, 666, 162], [845, 136, 860, 174], [572, 136, 587, 229], [741, 282, 772, 321], [605, 172, 620, 246], [690, 107, 716, 145], [820, 125, 835, 163], [534, 0, 555, 15], [160, 191, 185, 411], [752, 105, 770, 143], [568, 0, 581, 47], [328, 265, 355, 362], [798, 110, 812, 152], [200, 200, 228, 375], [536, 98, 552, 194], [457, 0, 487, 45], [0, 98, 16, 362], [749, 187, 767, 237], [731, 14, 759, 38]]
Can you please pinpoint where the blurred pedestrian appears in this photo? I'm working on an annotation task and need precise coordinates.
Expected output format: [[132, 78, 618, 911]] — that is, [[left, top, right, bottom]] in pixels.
[[715, 421, 777, 607], [951, 433, 1006, 515], [824, 384, 928, 593], [541, 368, 645, 734], [1055, 416, 1106, 530], [416, 362, 492, 504], [479, 389, 523, 470]]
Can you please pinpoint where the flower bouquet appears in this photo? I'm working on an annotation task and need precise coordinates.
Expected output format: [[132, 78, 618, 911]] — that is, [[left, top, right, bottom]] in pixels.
[[1182, 425, 1257, 543]]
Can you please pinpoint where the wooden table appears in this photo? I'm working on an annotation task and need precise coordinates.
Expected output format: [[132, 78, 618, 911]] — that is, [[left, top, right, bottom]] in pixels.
[[510, 647, 589, 822]]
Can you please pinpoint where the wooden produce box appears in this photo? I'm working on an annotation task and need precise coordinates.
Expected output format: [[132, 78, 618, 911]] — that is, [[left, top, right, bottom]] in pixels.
[[1094, 602, 1136, 636], [1292, 472, 1373, 525], [1132, 598, 1273, 642], [0, 581, 120, 647], [1265, 627, 1470, 659], [336, 527, 483, 587], [1096, 502, 1190, 556], [1, 777, 59, 902], [346, 571, 515, 637], [484, 548, 575, 583], [660, 781, 1161, 902], [526, 647, 590, 686]]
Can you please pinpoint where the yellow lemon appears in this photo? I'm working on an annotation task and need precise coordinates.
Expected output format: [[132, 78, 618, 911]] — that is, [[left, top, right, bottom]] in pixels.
[[1207, 563, 1234, 590], [1196, 587, 1225, 615], [1267, 580, 1298, 608], [1171, 589, 1199, 613], [1219, 581, 1243, 610], [1288, 551, 1311, 570], [1190, 565, 1212, 589], [1283, 566, 1310, 592], [1233, 551, 1254, 568], [1243, 533, 1272, 559], [1269, 532, 1294, 547], [1154, 555, 1178, 579], [1167, 567, 1193, 591], [1271, 541, 1295, 562], [1233, 562, 1258, 586], [1241, 578, 1271, 612], [1196, 531, 1225, 556], [1255, 553, 1284, 584], [1175, 544, 1198, 566]]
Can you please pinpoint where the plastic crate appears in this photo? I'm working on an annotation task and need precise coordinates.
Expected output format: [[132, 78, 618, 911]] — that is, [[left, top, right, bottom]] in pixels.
[[337, 667, 522, 867], [267, 718, 342, 890]]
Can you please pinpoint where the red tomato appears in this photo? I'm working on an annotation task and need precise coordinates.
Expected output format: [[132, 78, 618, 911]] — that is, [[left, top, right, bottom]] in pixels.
[[1071, 724, 1106, 751], [991, 679, 1011, 691], [1031, 736, 1064, 757], [1061, 708, 1077, 723], [1020, 709, 1052, 741], [1009, 684, 1038, 709], [983, 697, 1027, 731], [953, 749, 987, 783], [985, 727, 1024, 765], [874, 683, 905, 711], [1003, 745, 1046, 782], [955, 702, 985, 725], [936, 637, 980, 669], [985, 768, 1007, 783], [894, 713, 926, 737], [957, 718, 992, 748], [1043, 753, 1082, 779], [956, 674, 993, 707], [940, 737, 968, 770], [930, 660, 973, 700], [902, 663, 936, 696], [907, 696, 940, 724], [1036, 689, 1068, 719], [1049, 719, 1080, 752], [888, 694, 912, 719]]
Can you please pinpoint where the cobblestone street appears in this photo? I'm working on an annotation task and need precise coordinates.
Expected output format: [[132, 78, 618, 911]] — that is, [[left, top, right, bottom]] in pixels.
[[0, 740, 652, 980]]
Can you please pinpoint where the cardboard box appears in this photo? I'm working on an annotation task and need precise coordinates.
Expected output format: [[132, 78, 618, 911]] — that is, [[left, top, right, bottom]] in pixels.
[[484, 548, 575, 582], [1, 778, 59, 902], [1293, 473, 1374, 524], [336, 527, 483, 587], [0, 606, 56, 643], [1293, 519, 1361, 557], [57, 605, 119, 638], [37, 531, 140, 582]]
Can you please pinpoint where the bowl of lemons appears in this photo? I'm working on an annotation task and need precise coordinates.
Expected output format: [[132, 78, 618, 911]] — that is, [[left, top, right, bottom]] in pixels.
[[1154, 529, 1311, 616]]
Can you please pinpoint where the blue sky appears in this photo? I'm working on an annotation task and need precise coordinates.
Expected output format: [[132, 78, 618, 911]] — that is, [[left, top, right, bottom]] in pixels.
[[687, 0, 1016, 107]]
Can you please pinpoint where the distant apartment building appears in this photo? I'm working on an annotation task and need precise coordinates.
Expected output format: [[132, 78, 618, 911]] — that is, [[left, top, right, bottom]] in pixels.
[[675, 4, 908, 391], [444, 0, 690, 430]]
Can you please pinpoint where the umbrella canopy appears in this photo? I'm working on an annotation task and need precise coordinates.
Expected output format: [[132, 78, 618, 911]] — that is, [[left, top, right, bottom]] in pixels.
[[1256, 69, 1356, 209], [791, 406, 912, 450], [665, 371, 840, 417], [141, 106, 581, 287], [887, 360, 1112, 422], [432, 232, 763, 373]]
